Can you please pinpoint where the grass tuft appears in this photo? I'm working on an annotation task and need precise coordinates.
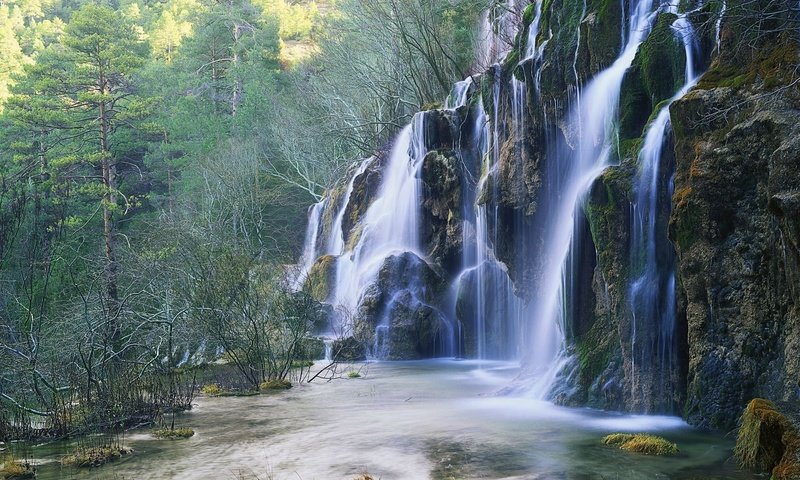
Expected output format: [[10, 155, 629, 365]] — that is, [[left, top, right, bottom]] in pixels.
[[0, 456, 36, 479], [200, 383, 222, 396]]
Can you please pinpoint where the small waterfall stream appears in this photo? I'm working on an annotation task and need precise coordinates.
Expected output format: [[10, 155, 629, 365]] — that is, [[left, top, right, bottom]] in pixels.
[[628, 10, 701, 409]]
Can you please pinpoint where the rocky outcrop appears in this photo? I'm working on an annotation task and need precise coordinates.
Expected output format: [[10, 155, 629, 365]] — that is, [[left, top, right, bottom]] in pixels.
[[304, 254, 337, 302], [357, 252, 450, 359], [669, 28, 800, 429], [421, 151, 463, 276], [297, 0, 800, 431]]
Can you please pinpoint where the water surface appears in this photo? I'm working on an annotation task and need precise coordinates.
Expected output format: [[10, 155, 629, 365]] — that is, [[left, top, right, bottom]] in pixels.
[[31, 360, 752, 479]]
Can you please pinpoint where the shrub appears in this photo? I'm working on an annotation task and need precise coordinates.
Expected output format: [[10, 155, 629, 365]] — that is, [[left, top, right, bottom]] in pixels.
[[347, 371, 361, 378]]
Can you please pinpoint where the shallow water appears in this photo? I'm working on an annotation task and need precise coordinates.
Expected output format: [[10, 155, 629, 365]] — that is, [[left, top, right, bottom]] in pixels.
[[28, 360, 753, 479]]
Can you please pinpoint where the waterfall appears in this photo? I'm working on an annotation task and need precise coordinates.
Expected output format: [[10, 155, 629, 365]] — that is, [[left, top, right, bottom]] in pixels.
[[628, 12, 701, 409], [445, 78, 473, 110], [293, 200, 325, 290], [516, 0, 661, 399], [333, 120, 424, 313], [523, 0, 544, 60], [293, 0, 703, 390], [327, 159, 372, 255]]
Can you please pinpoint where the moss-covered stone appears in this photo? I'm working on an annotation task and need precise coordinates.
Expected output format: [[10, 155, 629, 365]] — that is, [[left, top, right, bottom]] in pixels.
[[603, 433, 679, 456], [260, 379, 292, 391], [735, 399, 800, 479], [619, 13, 685, 141], [151, 428, 195, 439], [61, 446, 133, 468], [303, 255, 337, 302]]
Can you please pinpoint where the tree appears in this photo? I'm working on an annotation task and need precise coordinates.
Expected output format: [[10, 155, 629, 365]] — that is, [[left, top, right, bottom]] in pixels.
[[180, 0, 280, 117], [5, 3, 156, 366]]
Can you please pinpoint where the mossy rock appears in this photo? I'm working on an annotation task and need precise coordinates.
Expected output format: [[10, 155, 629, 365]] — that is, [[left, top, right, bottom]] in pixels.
[[0, 459, 36, 479], [303, 254, 338, 302], [619, 12, 685, 141], [260, 379, 292, 391], [151, 428, 195, 439], [332, 336, 366, 361], [603, 433, 679, 456], [735, 399, 800, 479], [61, 446, 133, 468]]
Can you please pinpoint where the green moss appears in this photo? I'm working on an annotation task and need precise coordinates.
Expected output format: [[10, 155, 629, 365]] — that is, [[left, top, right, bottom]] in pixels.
[[0, 457, 36, 480], [260, 379, 292, 391], [735, 399, 800, 479], [522, 3, 537, 25], [61, 446, 133, 468], [619, 12, 685, 141], [479, 70, 494, 115], [697, 34, 800, 91], [304, 254, 337, 302], [151, 428, 195, 439], [603, 433, 679, 456]]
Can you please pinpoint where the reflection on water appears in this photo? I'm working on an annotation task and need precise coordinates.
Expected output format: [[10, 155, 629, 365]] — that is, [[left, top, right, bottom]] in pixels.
[[29, 360, 751, 479]]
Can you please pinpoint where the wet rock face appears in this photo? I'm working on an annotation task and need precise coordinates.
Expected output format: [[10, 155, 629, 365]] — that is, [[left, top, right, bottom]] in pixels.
[[421, 151, 463, 276], [670, 59, 800, 428], [304, 255, 338, 303], [357, 252, 449, 359], [342, 156, 384, 249]]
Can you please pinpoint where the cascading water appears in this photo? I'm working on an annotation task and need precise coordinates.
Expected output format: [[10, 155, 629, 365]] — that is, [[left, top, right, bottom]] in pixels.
[[293, 0, 704, 404], [514, 0, 663, 398], [293, 200, 325, 290], [327, 160, 372, 255], [628, 11, 701, 410]]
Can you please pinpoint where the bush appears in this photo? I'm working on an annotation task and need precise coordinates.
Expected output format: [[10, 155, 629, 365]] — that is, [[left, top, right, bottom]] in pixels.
[[602, 433, 678, 456], [347, 371, 361, 378]]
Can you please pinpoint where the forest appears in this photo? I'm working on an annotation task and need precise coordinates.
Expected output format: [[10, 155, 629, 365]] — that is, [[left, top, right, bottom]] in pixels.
[[1, 0, 799, 478]]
